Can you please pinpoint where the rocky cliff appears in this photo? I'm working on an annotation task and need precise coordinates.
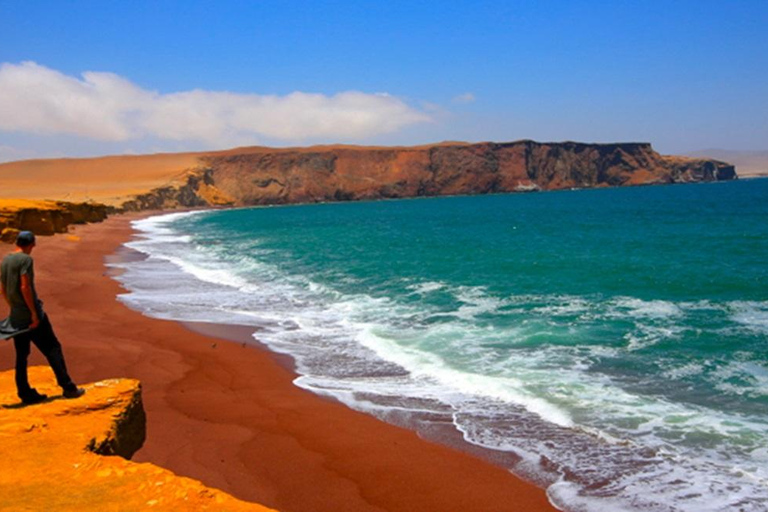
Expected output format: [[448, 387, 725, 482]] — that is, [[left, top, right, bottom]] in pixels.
[[120, 141, 737, 210], [0, 199, 111, 243], [0, 366, 276, 511]]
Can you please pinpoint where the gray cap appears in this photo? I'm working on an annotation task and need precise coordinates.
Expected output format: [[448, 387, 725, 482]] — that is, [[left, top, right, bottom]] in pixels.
[[15, 231, 36, 247]]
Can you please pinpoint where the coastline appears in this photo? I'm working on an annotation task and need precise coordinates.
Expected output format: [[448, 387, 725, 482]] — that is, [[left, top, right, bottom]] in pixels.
[[0, 214, 559, 512]]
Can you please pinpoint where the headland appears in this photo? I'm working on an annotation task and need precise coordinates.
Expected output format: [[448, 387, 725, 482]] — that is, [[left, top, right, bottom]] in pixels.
[[0, 140, 735, 221]]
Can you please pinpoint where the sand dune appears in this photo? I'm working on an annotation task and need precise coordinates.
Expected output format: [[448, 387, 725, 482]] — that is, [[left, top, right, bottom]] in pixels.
[[0, 152, 205, 205]]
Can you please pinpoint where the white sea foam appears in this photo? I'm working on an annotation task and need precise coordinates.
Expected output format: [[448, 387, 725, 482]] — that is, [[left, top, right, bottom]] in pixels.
[[531, 297, 592, 316], [406, 281, 447, 294], [712, 361, 768, 398], [451, 285, 509, 320], [132, 210, 208, 230], [354, 327, 574, 427], [662, 362, 705, 380], [608, 297, 683, 319], [623, 324, 685, 351], [730, 301, 768, 334]]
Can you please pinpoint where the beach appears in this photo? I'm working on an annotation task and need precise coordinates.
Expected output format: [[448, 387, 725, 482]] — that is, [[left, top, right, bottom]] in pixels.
[[0, 214, 558, 512]]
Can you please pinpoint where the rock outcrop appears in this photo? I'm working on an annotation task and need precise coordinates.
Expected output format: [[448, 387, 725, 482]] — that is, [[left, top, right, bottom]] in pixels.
[[0, 199, 111, 243], [120, 169, 234, 211], [119, 141, 737, 210], [0, 366, 276, 511]]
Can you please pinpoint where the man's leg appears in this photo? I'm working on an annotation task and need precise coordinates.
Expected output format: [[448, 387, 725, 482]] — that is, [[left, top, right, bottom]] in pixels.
[[12, 333, 33, 397], [30, 315, 78, 393], [13, 333, 47, 403]]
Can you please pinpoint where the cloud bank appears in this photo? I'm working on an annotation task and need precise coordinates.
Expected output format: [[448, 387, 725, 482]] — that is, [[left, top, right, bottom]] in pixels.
[[0, 62, 431, 146]]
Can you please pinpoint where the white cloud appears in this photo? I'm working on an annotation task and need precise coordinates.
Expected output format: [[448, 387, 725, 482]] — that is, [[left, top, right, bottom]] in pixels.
[[452, 92, 476, 104], [0, 62, 431, 146]]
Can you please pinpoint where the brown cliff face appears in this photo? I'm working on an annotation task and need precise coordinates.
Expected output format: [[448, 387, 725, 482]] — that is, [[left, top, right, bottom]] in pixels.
[[128, 141, 734, 209]]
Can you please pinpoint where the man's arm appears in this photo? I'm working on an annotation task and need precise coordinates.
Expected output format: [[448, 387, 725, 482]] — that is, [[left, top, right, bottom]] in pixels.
[[19, 274, 40, 329]]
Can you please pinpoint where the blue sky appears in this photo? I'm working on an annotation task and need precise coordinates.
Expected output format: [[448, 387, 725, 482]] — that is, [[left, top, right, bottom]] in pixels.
[[1, 1, 766, 161]]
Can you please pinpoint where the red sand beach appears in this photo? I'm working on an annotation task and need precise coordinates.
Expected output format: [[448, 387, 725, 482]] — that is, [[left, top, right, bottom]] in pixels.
[[0, 214, 559, 512]]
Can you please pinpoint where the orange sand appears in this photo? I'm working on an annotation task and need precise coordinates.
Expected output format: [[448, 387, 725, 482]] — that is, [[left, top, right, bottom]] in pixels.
[[0, 153, 204, 205]]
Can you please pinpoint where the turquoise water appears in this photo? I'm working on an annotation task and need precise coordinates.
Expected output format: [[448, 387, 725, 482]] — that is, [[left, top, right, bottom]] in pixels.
[[114, 179, 768, 512]]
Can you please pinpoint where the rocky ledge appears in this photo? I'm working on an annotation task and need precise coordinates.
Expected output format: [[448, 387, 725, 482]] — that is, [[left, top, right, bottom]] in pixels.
[[0, 366, 275, 511], [0, 199, 111, 243]]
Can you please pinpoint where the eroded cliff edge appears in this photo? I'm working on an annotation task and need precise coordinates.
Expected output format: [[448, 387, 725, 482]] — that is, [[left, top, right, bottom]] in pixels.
[[0, 366, 276, 511], [0, 200, 112, 243], [121, 141, 737, 209]]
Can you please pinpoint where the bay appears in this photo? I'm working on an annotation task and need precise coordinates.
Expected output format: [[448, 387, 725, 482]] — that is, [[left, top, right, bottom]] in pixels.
[[113, 179, 768, 512]]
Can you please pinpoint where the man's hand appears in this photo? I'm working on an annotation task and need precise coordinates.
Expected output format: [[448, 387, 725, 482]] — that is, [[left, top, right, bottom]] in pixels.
[[29, 311, 40, 330]]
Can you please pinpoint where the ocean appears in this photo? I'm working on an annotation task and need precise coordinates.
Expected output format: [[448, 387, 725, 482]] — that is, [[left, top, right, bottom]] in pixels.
[[111, 179, 768, 512]]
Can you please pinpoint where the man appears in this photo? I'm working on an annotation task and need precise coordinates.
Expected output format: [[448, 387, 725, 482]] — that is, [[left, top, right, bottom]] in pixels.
[[0, 231, 84, 404]]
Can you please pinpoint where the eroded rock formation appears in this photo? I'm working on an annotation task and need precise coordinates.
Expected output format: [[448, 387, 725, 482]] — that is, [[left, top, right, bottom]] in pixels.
[[0, 199, 111, 243], [0, 367, 276, 511], [120, 141, 736, 210]]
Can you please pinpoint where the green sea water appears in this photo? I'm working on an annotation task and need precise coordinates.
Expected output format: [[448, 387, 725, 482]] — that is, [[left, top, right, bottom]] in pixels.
[[116, 179, 768, 512]]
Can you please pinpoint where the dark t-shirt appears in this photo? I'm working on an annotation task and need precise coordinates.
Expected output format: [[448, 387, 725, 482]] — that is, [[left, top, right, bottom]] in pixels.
[[1, 252, 41, 328]]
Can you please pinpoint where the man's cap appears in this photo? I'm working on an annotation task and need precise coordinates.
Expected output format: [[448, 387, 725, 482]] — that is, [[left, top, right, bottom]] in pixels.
[[15, 231, 36, 247]]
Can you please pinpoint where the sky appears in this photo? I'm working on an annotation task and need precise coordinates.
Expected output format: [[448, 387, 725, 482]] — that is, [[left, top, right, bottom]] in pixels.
[[1, 0, 766, 162]]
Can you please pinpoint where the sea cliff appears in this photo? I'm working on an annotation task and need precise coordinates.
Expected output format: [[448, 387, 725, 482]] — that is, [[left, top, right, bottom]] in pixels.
[[121, 141, 736, 209]]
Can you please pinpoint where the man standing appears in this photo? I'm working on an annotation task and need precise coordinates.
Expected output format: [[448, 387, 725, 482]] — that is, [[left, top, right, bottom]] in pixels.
[[0, 231, 84, 404]]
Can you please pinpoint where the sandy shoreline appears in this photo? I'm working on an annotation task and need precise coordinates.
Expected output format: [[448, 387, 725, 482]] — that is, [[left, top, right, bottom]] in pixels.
[[0, 214, 559, 512]]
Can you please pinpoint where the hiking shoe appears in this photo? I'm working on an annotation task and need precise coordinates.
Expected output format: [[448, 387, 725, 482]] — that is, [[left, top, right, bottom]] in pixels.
[[63, 387, 85, 399], [20, 390, 48, 405]]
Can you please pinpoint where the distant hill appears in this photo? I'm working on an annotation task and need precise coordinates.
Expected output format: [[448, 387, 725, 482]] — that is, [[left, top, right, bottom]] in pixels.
[[687, 150, 768, 177]]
